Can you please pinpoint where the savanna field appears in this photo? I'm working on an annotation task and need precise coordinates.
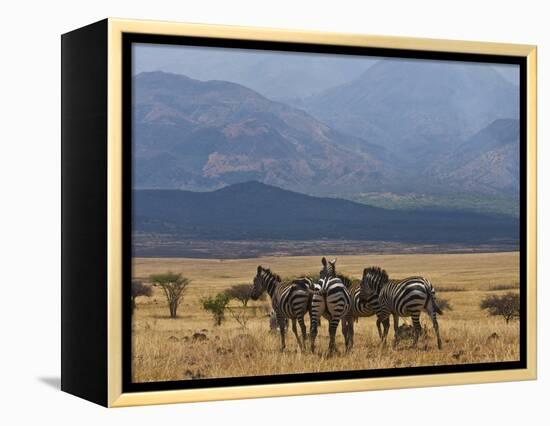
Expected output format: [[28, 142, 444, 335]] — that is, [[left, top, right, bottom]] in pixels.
[[131, 251, 520, 383]]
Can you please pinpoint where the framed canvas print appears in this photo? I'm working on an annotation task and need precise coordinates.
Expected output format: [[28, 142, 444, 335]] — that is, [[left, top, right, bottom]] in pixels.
[[61, 18, 537, 407]]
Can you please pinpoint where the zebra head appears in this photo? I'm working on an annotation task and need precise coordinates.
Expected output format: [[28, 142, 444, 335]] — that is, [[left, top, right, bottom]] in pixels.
[[360, 266, 389, 299], [251, 266, 280, 300], [251, 265, 267, 300], [320, 257, 337, 280]]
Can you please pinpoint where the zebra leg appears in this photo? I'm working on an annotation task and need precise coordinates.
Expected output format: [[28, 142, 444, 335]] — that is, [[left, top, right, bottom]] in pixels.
[[278, 316, 287, 352], [341, 318, 350, 352], [379, 314, 390, 346], [377, 316, 390, 342], [298, 316, 307, 351], [412, 313, 422, 347], [392, 313, 400, 348], [328, 318, 340, 355], [291, 318, 303, 351], [342, 315, 354, 352], [376, 317, 383, 340], [382, 317, 390, 342], [347, 317, 355, 351]]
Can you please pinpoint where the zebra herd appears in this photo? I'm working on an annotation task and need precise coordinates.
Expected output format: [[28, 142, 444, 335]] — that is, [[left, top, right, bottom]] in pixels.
[[250, 257, 443, 354]]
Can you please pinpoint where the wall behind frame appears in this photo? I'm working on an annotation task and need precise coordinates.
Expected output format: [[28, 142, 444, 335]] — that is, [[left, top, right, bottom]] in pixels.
[[2, 0, 547, 425]]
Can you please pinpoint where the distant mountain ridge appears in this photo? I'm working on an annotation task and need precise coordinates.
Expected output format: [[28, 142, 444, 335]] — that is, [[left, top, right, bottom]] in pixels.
[[133, 67, 521, 210], [302, 58, 519, 168], [133, 181, 518, 244], [134, 71, 392, 193], [426, 118, 520, 195], [134, 46, 377, 100]]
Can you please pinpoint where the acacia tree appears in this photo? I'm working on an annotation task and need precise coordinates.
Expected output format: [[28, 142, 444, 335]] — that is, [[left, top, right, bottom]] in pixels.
[[131, 280, 152, 313], [480, 292, 520, 324], [149, 272, 190, 318], [201, 292, 231, 326]]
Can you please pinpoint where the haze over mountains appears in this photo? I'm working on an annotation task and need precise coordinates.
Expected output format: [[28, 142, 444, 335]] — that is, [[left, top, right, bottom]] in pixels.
[[303, 58, 519, 168], [132, 49, 520, 217], [133, 44, 376, 100]]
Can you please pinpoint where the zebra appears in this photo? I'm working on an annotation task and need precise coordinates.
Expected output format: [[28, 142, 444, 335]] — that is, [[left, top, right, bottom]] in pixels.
[[309, 257, 351, 353], [320, 258, 390, 350], [250, 265, 310, 352], [360, 266, 443, 349]]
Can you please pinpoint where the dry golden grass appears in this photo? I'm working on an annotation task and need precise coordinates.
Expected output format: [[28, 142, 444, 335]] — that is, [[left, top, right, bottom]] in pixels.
[[131, 251, 520, 383]]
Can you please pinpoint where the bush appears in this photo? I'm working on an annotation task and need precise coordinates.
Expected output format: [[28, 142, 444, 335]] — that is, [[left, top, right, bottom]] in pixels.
[[202, 293, 231, 326], [480, 292, 520, 323], [225, 284, 253, 307], [131, 280, 152, 313]]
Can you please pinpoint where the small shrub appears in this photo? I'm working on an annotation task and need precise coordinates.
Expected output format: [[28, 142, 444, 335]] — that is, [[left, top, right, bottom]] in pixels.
[[131, 280, 152, 313], [201, 293, 231, 326], [480, 292, 520, 323]]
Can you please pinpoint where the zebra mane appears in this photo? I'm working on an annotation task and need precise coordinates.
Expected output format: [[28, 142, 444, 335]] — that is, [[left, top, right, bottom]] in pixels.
[[338, 274, 354, 289], [362, 266, 389, 293], [258, 266, 281, 282]]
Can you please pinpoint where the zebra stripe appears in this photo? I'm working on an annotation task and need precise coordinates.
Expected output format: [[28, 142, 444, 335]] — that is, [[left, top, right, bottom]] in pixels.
[[320, 258, 389, 350], [361, 266, 443, 349], [309, 258, 351, 353], [251, 266, 310, 351], [346, 281, 390, 346]]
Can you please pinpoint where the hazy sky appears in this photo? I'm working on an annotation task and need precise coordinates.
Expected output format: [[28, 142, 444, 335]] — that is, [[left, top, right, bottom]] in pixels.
[[132, 42, 520, 99]]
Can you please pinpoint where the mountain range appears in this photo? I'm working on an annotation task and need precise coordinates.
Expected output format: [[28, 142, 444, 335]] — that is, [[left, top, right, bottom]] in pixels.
[[132, 62, 521, 211], [302, 58, 519, 168], [134, 71, 391, 193], [133, 181, 518, 244]]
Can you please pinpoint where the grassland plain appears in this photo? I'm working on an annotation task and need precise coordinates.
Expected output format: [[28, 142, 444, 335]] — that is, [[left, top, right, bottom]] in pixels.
[[131, 252, 520, 383]]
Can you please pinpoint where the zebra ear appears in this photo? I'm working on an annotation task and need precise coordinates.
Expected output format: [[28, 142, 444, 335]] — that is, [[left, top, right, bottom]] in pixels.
[[321, 257, 327, 267], [330, 258, 337, 266], [257, 265, 263, 275]]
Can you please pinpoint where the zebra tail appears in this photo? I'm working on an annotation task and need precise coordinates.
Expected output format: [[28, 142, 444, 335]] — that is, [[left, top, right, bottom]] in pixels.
[[425, 286, 443, 315], [431, 290, 443, 315]]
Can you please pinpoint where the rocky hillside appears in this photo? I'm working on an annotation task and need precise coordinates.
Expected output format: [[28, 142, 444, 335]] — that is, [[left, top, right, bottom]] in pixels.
[[133, 71, 392, 193]]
